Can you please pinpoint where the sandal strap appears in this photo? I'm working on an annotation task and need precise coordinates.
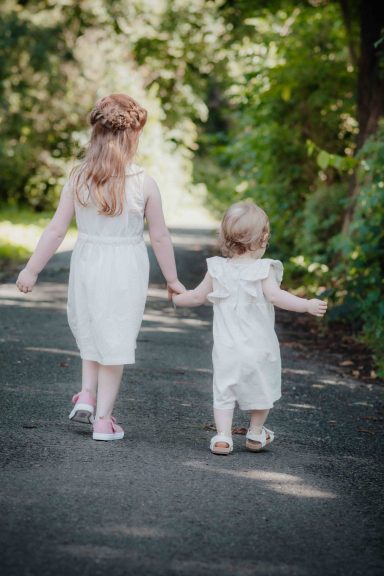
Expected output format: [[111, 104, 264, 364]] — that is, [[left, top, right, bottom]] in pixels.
[[210, 434, 233, 449], [246, 426, 274, 447]]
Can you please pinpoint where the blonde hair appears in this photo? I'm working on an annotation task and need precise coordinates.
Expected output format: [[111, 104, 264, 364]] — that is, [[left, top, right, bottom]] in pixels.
[[70, 93, 147, 216], [219, 201, 270, 257]]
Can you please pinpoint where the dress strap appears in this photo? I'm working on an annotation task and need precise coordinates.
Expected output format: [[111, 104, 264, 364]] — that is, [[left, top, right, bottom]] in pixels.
[[125, 165, 146, 214]]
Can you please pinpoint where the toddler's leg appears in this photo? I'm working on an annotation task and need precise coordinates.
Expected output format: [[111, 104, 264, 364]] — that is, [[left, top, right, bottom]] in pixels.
[[82, 359, 98, 395], [249, 409, 269, 434], [246, 409, 273, 452], [213, 407, 234, 449], [95, 364, 124, 421], [214, 407, 234, 437]]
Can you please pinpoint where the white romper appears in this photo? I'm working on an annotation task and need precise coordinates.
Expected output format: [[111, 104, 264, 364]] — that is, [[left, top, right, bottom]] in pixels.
[[206, 256, 284, 410], [67, 163, 149, 365]]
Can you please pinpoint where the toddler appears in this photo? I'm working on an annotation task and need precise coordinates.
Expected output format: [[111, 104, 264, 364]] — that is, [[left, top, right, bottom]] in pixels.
[[16, 93, 185, 441], [173, 201, 327, 454]]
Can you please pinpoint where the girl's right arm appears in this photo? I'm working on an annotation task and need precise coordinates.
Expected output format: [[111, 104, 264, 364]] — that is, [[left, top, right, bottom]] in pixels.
[[16, 183, 75, 293], [172, 272, 212, 307], [262, 269, 327, 317], [144, 175, 185, 296]]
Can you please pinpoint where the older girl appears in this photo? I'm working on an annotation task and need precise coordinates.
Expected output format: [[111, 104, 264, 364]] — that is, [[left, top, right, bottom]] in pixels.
[[173, 201, 327, 455], [16, 93, 185, 441]]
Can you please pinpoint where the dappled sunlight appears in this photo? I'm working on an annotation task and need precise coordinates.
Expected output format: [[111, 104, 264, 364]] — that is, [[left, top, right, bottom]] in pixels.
[[0, 219, 77, 255], [143, 310, 210, 328], [183, 461, 337, 499], [147, 287, 170, 300], [25, 346, 79, 357], [282, 368, 313, 376], [0, 283, 67, 311], [287, 403, 318, 410], [140, 325, 187, 334], [91, 525, 168, 538], [56, 544, 127, 560], [0, 298, 65, 311], [351, 401, 374, 407], [312, 380, 359, 391], [319, 378, 358, 390], [171, 559, 307, 576]]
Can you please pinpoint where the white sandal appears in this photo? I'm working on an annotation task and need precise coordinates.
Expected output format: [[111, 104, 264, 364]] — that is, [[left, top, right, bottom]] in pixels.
[[210, 434, 233, 455], [246, 426, 274, 452]]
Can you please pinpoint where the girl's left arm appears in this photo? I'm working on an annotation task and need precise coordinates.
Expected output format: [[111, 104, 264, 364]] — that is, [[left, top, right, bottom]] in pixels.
[[144, 174, 185, 297], [172, 272, 213, 307], [16, 183, 75, 293]]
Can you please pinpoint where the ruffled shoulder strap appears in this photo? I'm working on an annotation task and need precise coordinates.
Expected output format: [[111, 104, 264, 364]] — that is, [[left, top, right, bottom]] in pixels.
[[239, 258, 283, 298], [240, 258, 283, 284], [206, 256, 226, 278], [206, 257, 230, 303]]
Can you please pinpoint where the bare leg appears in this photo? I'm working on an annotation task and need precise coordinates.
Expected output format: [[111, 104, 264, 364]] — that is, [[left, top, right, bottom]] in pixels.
[[247, 409, 271, 449], [95, 365, 124, 421], [81, 359, 98, 396], [214, 407, 234, 448], [249, 409, 270, 434]]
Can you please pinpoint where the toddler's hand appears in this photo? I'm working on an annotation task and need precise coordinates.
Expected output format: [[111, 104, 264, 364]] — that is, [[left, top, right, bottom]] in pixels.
[[16, 267, 38, 293], [307, 298, 327, 317], [167, 279, 186, 300]]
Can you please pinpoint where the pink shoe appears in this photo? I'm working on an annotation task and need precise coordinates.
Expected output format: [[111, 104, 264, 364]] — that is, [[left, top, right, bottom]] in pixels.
[[69, 391, 96, 424], [92, 417, 124, 441]]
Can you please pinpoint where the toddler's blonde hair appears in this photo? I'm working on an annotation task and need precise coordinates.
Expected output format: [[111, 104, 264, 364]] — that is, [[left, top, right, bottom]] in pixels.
[[70, 93, 147, 216], [219, 201, 270, 256]]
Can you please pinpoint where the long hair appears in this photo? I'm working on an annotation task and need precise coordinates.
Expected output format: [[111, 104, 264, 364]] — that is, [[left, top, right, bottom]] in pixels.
[[70, 94, 147, 216]]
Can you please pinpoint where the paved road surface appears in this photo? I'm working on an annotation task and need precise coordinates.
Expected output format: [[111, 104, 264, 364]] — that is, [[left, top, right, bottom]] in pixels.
[[0, 228, 383, 576]]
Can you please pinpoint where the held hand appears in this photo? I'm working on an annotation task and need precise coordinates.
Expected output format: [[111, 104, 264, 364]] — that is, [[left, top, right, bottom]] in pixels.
[[16, 267, 38, 293], [307, 298, 328, 317], [167, 279, 186, 301], [171, 291, 181, 304]]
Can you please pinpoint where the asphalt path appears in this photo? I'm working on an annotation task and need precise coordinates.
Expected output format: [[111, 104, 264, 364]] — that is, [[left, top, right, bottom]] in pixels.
[[0, 228, 383, 576]]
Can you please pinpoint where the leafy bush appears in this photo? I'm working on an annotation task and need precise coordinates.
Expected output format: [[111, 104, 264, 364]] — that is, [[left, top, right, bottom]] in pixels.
[[330, 125, 384, 373]]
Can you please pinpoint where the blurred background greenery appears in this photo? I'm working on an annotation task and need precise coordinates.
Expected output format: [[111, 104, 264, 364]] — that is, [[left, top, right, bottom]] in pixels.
[[0, 0, 383, 373]]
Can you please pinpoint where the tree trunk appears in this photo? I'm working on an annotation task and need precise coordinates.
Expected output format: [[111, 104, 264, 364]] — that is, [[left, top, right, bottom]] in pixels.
[[341, 0, 384, 234]]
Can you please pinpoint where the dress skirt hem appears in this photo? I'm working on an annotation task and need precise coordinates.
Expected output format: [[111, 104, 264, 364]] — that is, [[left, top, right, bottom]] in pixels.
[[80, 353, 136, 366]]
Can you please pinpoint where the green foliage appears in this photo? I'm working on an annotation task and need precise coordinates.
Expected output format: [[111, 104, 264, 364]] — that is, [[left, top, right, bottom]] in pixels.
[[0, 0, 210, 214], [191, 2, 383, 373], [0, 241, 30, 263], [0, 4, 75, 208], [298, 182, 347, 257], [195, 2, 356, 254], [0, 206, 53, 265], [329, 125, 384, 373]]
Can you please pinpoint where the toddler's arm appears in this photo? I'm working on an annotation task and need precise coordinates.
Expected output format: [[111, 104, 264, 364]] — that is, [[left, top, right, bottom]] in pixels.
[[16, 183, 75, 293], [262, 269, 327, 317], [172, 272, 213, 307], [144, 174, 185, 296]]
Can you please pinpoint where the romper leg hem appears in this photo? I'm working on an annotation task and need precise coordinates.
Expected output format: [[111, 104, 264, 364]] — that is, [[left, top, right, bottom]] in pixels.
[[213, 402, 236, 410], [238, 395, 282, 411]]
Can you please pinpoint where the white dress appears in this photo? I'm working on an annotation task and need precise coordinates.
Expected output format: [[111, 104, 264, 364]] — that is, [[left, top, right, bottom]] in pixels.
[[206, 256, 284, 410], [67, 163, 149, 365]]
